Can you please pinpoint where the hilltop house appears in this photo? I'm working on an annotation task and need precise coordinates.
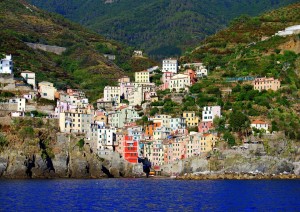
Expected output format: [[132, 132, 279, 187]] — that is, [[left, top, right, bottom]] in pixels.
[[251, 120, 269, 133], [275, 25, 300, 37], [0, 55, 13, 74], [253, 77, 280, 92]]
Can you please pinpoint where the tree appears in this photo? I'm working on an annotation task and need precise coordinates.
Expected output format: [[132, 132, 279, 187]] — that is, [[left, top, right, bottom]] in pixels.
[[19, 126, 34, 142], [0, 133, 8, 150], [223, 131, 236, 146], [150, 107, 159, 116], [213, 116, 226, 133], [229, 111, 250, 133]]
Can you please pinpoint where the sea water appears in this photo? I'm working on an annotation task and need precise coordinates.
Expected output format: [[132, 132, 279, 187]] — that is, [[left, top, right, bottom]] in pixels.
[[1, 179, 300, 211]]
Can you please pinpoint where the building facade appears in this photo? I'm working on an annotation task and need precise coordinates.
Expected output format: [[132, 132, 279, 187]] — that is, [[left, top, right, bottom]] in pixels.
[[162, 58, 178, 73], [253, 77, 280, 92]]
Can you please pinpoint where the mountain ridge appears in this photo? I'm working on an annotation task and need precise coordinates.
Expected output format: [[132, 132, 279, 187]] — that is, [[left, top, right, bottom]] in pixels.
[[27, 0, 300, 58]]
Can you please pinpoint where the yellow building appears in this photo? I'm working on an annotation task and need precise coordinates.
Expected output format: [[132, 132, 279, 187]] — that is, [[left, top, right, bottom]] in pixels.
[[135, 71, 150, 83], [183, 111, 199, 128]]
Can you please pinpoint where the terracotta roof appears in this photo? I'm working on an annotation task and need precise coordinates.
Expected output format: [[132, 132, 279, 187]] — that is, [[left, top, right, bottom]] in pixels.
[[252, 120, 267, 124]]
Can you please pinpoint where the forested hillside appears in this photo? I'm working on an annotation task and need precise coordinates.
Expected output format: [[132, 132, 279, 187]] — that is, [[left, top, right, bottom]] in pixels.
[[0, 0, 155, 101], [28, 0, 300, 58]]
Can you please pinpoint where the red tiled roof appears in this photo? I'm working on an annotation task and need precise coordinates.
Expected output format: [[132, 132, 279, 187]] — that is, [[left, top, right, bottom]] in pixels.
[[252, 120, 267, 124]]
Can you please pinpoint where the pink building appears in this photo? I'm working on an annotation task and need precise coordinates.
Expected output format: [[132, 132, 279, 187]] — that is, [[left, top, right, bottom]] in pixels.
[[161, 72, 174, 90], [119, 82, 134, 100], [253, 77, 280, 92], [172, 137, 187, 161], [163, 141, 173, 164], [198, 121, 213, 133]]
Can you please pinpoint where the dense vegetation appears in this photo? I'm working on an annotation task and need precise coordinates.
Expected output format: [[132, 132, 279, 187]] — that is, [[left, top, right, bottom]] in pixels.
[[27, 0, 299, 59], [0, 0, 156, 101]]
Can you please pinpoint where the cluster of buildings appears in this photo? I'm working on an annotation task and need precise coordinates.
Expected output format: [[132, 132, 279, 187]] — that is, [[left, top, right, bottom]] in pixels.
[[0, 54, 276, 168]]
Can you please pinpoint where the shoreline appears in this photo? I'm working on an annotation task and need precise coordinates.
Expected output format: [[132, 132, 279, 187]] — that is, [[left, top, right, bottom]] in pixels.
[[1, 174, 300, 180], [174, 173, 300, 180]]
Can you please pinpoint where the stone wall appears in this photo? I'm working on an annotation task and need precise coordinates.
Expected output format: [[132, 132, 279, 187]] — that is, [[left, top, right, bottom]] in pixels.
[[25, 42, 66, 55]]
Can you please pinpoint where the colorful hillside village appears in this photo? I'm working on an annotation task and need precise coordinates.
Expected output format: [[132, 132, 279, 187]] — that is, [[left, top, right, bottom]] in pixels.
[[0, 54, 281, 170]]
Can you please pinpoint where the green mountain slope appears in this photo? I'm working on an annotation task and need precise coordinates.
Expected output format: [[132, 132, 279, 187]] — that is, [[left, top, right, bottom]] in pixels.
[[182, 3, 300, 140], [0, 0, 155, 101], [27, 0, 300, 58]]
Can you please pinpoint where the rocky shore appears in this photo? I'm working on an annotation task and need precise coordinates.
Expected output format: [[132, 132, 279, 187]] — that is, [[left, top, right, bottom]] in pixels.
[[175, 173, 300, 180]]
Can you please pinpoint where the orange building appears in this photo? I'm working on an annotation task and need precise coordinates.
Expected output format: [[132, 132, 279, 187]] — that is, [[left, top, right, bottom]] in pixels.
[[184, 69, 197, 85], [145, 122, 161, 137]]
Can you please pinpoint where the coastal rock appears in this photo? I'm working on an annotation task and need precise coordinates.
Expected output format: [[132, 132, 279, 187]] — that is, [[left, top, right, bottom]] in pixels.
[[3, 154, 28, 179], [277, 160, 294, 174], [292, 162, 300, 175], [0, 156, 8, 176], [52, 154, 68, 177]]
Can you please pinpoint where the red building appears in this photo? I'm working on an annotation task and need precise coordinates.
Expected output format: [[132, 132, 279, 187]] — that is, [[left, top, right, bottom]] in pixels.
[[123, 135, 139, 163]]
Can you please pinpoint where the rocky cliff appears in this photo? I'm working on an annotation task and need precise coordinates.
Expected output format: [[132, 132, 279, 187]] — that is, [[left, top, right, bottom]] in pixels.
[[0, 134, 141, 179]]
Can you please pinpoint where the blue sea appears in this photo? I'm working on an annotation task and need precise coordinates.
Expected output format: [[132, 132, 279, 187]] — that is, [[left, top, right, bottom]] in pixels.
[[0, 179, 300, 211]]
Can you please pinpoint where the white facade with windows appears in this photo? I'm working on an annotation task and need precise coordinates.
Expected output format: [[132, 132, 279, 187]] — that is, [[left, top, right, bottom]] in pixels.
[[97, 127, 117, 152], [103, 86, 120, 104], [170, 117, 186, 131], [0, 55, 13, 74], [169, 74, 191, 92], [9, 98, 26, 112], [202, 106, 221, 122], [162, 58, 178, 73]]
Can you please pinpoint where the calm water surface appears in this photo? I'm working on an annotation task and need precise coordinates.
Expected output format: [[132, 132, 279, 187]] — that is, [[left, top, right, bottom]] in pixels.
[[0, 179, 300, 211]]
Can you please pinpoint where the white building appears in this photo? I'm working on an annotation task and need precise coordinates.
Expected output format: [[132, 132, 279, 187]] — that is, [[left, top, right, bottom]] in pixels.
[[196, 68, 208, 78], [128, 83, 155, 106], [103, 86, 120, 104], [275, 25, 300, 37], [38, 81, 57, 100], [59, 108, 93, 138], [251, 120, 269, 133], [108, 106, 140, 128], [153, 126, 171, 140], [169, 74, 191, 92], [152, 114, 171, 128], [170, 117, 186, 131], [0, 55, 13, 74], [9, 98, 26, 112], [202, 106, 221, 122], [21, 71, 36, 89], [97, 127, 117, 152], [133, 50, 143, 57], [162, 58, 178, 73]]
